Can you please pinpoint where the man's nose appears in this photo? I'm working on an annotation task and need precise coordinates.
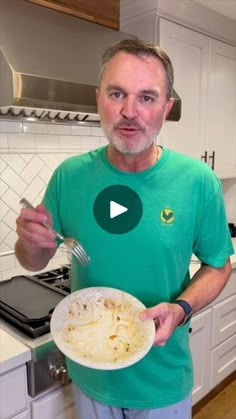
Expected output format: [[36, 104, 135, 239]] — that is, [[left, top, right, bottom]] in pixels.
[[121, 96, 138, 119]]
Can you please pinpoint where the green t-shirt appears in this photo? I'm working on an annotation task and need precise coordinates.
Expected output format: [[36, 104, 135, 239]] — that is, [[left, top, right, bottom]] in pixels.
[[43, 146, 234, 409]]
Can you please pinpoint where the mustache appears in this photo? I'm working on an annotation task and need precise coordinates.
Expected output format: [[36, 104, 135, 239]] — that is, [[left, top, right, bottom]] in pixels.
[[114, 120, 145, 131]]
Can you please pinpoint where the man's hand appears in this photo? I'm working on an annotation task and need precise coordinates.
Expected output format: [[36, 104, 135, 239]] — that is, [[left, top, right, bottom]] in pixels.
[[15, 204, 57, 271], [140, 302, 184, 346]]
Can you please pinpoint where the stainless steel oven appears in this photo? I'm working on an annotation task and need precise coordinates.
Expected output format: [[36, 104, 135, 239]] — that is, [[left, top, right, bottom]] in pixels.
[[0, 266, 71, 397]]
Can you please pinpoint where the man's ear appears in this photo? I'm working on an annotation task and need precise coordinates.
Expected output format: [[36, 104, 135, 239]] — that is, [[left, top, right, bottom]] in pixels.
[[164, 97, 175, 120], [95, 88, 100, 106]]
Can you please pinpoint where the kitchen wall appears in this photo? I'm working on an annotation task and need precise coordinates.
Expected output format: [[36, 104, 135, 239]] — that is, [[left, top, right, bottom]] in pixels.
[[0, 119, 235, 280], [0, 119, 108, 281]]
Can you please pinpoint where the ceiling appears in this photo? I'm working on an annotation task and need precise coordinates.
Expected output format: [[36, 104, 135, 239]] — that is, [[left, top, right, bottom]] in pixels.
[[194, 0, 236, 20]]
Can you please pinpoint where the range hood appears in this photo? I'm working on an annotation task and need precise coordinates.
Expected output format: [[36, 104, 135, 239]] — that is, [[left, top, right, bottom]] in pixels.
[[0, 0, 181, 125]]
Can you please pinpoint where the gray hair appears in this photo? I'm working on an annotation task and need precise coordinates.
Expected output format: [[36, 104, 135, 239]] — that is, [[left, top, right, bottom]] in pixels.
[[98, 38, 174, 99]]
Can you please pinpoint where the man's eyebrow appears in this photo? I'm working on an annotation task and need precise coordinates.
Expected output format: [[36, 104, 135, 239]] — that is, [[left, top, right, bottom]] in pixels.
[[106, 85, 159, 97], [106, 84, 125, 92], [140, 89, 159, 97]]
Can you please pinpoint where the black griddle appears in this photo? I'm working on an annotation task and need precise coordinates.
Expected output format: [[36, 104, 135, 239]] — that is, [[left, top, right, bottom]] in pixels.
[[0, 275, 67, 336]]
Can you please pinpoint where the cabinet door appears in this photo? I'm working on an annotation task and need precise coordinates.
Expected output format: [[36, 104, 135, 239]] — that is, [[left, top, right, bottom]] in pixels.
[[212, 295, 236, 347], [206, 40, 236, 171], [211, 334, 236, 388], [189, 309, 211, 405], [31, 384, 76, 419], [159, 18, 209, 159], [0, 365, 29, 419]]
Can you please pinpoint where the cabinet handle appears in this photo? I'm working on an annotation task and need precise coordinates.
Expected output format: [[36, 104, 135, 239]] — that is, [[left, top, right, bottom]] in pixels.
[[201, 151, 208, 163], [208, 151, 215, 170]]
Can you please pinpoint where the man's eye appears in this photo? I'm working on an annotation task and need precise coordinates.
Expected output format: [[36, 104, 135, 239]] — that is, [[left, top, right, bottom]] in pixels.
[[140, 95, 154, 103], [110, 91, 124, 99]]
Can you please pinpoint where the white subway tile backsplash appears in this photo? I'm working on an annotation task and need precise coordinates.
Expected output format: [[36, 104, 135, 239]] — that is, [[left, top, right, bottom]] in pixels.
[[35, 134, 59, 149], [4, 229, 17, 249], [0, 121, 23, 133], [21, 154, 34, 163], [8, 133, 35, 148], [1, 154, 28, 174], [23, 122, 49, 135], [0, 254, 15, 273], [0, 221, 11, 242], [0, 133, 8, 148], [91, 127, 104, 136], [23, 176, 46, 203], [1, 188, 22, 212], [2, 208, 18, 229], [20, 155, 45, 183], [71, 125, 92, 136], [48, 124, 70, 135], [0, 179, 8, 197], [1, 166, 28, 194], [0, 158, 7, 174], [38, 165, 53, 184], [0, 200, 8, 219], [37, 153, 63, 171], [80, 136, 100, 150], [100, 136, 108, 146], [59, 135, 81, 149]]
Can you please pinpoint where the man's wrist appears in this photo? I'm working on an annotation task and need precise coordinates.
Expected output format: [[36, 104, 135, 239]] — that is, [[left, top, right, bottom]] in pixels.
[[173, 299, 193, 326]]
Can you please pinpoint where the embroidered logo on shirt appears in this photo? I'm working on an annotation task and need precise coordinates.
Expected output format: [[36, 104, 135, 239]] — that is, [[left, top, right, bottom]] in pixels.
[[160, 208, 174, 224]]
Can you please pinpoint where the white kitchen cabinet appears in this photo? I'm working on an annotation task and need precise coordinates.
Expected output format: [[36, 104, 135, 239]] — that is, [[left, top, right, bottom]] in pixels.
[[211, 334, 236, 388], [159, 18, 236, 176], [206, 39, 236, 172], [159, 19, 209, 160], [31, 383, 76, 419], [0, 365, 29, 419], [189, 309, 211, 405], [211, 295, 236, 347]]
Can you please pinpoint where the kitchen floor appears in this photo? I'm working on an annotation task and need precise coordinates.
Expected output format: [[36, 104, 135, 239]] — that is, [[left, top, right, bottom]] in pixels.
[[193, 379, 236, 419]]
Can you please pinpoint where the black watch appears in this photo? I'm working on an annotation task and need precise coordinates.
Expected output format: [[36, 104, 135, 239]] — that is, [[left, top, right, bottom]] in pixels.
[[173, 299, 192, 326]]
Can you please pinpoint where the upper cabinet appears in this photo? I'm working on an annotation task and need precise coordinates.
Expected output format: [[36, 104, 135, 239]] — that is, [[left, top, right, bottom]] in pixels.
[[206, 39, 236, 173], [159, 19, 209, 161], [159, 19, 236, 177], [25, 0, 120, 29]]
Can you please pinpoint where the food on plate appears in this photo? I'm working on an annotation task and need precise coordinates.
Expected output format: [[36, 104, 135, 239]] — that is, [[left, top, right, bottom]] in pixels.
[[60, 293, 150, 364]]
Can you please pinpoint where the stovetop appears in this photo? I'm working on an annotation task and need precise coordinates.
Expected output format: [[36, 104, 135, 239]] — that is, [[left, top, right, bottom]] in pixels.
[[33, 265, 71, 294], [0, 265, 71, 340]]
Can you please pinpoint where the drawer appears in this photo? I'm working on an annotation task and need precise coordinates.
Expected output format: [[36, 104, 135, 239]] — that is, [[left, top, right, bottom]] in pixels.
[[0, 365, 29, 419], [211, 334, 236, 388], [212, 295, 236, 348]]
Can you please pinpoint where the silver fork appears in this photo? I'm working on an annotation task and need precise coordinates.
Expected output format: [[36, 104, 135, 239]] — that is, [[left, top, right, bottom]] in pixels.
[[20, 198, 90, 267]]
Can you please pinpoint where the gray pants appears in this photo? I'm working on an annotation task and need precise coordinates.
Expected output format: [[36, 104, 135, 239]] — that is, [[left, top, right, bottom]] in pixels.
[[73, 385, 192, 419]]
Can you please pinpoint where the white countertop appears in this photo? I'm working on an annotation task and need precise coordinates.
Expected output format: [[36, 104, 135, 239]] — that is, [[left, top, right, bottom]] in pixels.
[[0, 327, 31, 375]]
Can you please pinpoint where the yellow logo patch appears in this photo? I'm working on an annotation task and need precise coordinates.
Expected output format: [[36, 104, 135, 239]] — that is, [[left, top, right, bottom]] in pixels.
[[160, 208, 174, 224]]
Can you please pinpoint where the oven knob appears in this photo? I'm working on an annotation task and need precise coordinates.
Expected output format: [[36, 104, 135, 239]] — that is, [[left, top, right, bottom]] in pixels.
[[50, 364, 68, 384]]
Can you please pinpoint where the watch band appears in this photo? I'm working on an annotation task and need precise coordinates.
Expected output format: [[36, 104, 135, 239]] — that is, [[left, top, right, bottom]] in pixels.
[[173, 299, 192, 326]]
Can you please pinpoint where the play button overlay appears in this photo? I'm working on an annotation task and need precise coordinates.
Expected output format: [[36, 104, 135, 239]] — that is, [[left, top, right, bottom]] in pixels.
[[110, 201, 128, 219], [93, 185, 143, 234]]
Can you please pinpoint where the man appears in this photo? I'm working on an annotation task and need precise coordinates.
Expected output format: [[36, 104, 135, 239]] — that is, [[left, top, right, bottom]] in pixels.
[[15, 39, 234, 419]]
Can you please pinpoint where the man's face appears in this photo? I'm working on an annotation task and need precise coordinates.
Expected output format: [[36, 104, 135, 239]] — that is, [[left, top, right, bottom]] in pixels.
[[96, 51, 174, 155]]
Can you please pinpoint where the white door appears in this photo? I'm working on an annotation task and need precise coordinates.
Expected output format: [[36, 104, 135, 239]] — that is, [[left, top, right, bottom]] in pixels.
[[206, 39, 236, 172], [159, 18, 209, 160], [190, 309, 211, 405]]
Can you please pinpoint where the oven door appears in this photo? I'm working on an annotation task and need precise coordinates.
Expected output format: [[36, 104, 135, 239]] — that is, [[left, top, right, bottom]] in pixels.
[[27, 346, 70, 397]]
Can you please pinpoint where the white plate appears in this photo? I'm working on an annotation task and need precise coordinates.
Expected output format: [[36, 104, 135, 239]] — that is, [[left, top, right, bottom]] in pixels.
[[50, 287, 155, 370]]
